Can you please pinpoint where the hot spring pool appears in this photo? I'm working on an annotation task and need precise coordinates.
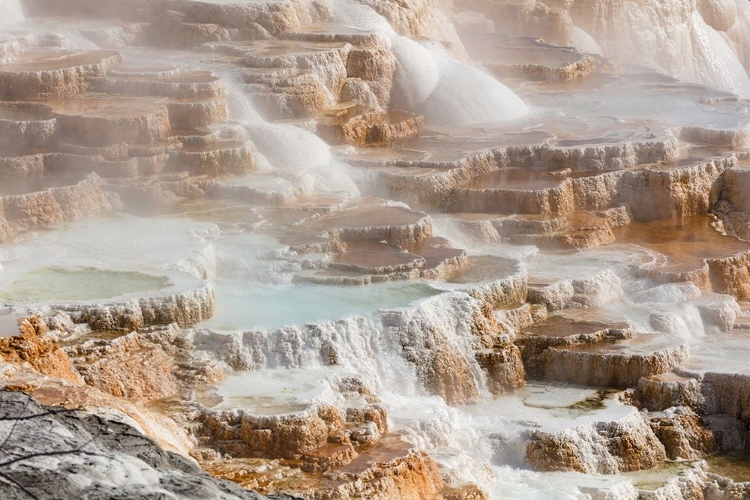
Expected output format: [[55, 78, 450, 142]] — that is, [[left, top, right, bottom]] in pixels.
[[0, 267, 172, 304], [201, 279, 442, 330]]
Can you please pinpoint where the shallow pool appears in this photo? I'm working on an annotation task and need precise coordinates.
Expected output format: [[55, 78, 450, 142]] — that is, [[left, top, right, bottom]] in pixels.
[[0, 267, 171, 304], [200, 279, 441, 330]]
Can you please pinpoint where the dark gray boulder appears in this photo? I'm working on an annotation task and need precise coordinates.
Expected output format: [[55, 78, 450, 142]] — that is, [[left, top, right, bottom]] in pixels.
[[0, 390, 303, 500]]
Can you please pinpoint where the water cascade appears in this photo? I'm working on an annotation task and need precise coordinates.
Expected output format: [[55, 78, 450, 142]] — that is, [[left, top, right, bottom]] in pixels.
[[3, 0, 750, 499]]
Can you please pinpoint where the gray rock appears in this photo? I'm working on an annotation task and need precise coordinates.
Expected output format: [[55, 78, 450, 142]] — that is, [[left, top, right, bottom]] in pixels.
[[0, 390, 304, 500]]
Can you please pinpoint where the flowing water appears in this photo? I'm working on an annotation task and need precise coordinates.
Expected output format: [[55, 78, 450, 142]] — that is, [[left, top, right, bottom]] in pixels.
[[3, 0, 750, 498]]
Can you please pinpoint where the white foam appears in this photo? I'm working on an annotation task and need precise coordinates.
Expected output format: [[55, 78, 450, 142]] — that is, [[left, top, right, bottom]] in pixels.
[[333, 0, 396, 36], [389, 38, 529, 125]]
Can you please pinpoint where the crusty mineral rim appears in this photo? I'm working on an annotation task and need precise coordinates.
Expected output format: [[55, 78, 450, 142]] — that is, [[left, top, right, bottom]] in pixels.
[[2, 270, 215, 329]]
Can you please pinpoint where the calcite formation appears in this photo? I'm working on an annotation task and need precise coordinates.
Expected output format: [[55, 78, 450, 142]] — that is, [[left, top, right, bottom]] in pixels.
[[526, 407, 668, 474], [56, 280, 216, 330], [4, 0, 750, 498], [648, 407, 715, 460], [382, 293, 506, 405], [63, 322, 224, 402], [0, 316, 82, 384]]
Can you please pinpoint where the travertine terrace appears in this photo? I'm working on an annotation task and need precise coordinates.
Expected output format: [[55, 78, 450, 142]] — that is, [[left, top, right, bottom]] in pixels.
[[4, 0, 750, 498]]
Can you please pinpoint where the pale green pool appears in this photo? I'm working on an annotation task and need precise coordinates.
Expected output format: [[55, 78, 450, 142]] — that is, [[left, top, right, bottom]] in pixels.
[[0, 267, 172, 304]]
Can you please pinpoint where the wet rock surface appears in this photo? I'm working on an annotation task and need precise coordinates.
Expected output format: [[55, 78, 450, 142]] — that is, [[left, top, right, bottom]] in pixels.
[[3, 0, 750, 498]]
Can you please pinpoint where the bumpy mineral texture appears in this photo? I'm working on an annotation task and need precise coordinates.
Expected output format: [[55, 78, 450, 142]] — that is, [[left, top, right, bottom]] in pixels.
[[526, 408, 667, 474]]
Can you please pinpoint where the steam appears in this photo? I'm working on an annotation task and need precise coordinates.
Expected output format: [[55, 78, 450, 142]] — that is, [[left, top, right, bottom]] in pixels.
[[222, 73, 359, 195], [568, 0, 750, 97], [334, 0, 529, 125], [571, 27, 602, 55], [4, 0, 750, 499], [0, 0, 24, 26], [689, 9, 750, 96]]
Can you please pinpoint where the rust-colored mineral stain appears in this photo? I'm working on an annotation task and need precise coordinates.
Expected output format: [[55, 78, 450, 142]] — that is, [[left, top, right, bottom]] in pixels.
[[614, 215, 750, 270], [464, 168, 564, 190], [0, 49, 116, 72], [0, 102, 54, 121], [444, 255, 519, 284], [49, 96, 166, 118], [523, 317, 615, 338]]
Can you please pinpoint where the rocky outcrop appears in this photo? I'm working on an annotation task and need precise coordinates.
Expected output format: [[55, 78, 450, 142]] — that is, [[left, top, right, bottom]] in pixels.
[[316, 443, 445, 500], [343, 45, 396, 109], [526, 407, 667, 474], [540, 336, 689, 388], [452, 178, 574, 216], [571, 157, 730, 221], [1, 315, 221, 405], [527, 268, 622, 311], [648, 407, 715, 460], [169, 141, 256, 176], [64, 324, 205, 402], [199, 404, 350, 465], [309, 203, 433, 246], [0, 316, 81, 384], [444, 256, 528, 308], [194, 384, 394, 474], [382, 293, 506, 404], [383, 293, 497, 404], [244, 42, 350, 98], [1, 174, 121, 232], [0, 389, 296, 500], [517, 317, 633, 379], [460, 32, 598, 83], [458, 0, 575, 47], [474, 343, 526, 395], [0, 50, 123, 99], [148, 0, 332, 37], [0, 154, 45, 180], [706, 479, 750, 500], [294, 235, 468, 285], [50, 96, 172, 147], [447, 210, 617, 250], [359, 0, 466, 57], [0, 102, 56, 155], [91, 69, 226, 99], [688, 371, 750, 426], [708, 250, 750, 300], [417, 345, 479, 405], [637, 373, 705, 412], [203, 436, 446, 500], [317, 108, 424, 147], [166, 97, 228, 129]]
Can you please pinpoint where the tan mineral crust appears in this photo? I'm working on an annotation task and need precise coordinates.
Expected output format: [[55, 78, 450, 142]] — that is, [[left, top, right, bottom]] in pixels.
[[4, 0, 750, 499]]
